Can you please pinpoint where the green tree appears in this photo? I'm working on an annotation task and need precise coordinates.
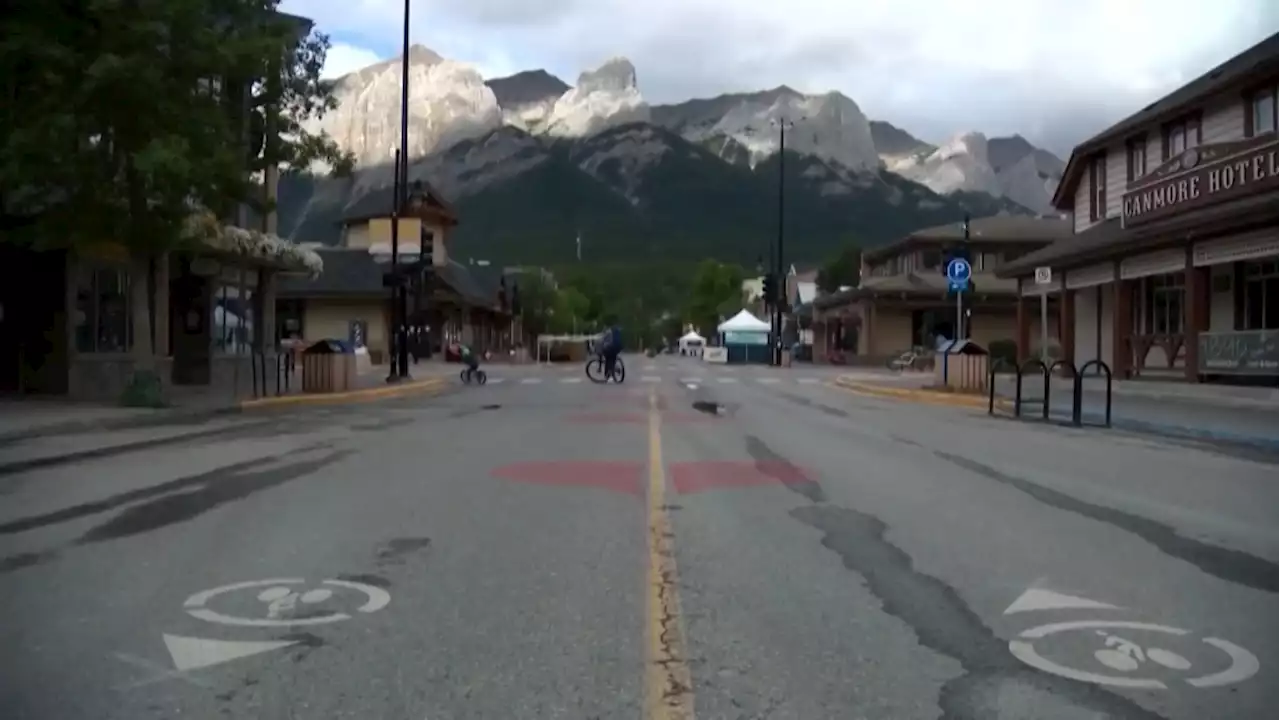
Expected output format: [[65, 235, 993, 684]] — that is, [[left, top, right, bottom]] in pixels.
[[551, 287, 591, 334], [685, 259, 746, 335], [816, 246, 862, 294], [514, 272, 561, 339], [1, 0, 351, 404]]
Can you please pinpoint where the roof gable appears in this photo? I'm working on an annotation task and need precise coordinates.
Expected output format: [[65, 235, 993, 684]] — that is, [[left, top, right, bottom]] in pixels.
[[1053, 33, 1278, 210]]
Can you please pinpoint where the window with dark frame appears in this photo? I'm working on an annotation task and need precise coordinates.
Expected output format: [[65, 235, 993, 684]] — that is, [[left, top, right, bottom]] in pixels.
[[1243, 259, 1278, 331], [1248, 90, 1277, 136], [1136, 273, 1184, 336], [1162, 115, 1200, 160], [1089, 153, 1106, 221], [1126, 137, 1147, 182], [74, 265, 133, 353]]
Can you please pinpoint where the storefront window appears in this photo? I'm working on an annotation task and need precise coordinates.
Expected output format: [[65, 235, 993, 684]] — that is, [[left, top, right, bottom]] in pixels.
[[1243, 260, 1278, 330], [1138, 273, 1184, 335], [75, 265, 132, 353], [213, 273, 256, 355]]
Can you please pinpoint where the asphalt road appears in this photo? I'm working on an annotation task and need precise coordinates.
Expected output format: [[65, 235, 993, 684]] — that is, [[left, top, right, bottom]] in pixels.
[[0, 356, 1274, 719]]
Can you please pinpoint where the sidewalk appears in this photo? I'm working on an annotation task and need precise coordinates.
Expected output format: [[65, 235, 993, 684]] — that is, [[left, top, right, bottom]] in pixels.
[[0, 361, 455, 475], [837, 373, 1278, 450]]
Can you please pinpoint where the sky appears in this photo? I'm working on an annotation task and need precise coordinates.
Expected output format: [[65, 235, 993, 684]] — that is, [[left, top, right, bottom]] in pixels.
[[282, 0, 1278, 157]]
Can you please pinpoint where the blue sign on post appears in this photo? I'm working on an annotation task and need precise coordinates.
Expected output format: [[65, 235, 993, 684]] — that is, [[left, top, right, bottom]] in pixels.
[[946, 258, 972, 292]]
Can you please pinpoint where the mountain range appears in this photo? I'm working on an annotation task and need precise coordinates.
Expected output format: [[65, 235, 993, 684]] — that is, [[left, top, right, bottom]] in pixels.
[[279, 47, 1064, 265]]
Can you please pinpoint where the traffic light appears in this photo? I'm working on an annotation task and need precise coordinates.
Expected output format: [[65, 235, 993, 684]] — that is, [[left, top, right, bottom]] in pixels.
[[762, 274, 776, 304], [419, 228, 435, 268]]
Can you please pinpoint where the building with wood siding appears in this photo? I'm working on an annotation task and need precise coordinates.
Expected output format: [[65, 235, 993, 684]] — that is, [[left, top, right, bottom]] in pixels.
[[277, 182, 518, 362], [996, 33, 1278, 381], [811, 215, 1070, 363]]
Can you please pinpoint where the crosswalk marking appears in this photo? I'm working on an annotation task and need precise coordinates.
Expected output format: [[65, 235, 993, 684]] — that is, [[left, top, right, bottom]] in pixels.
[[476, 373, 827, 387]]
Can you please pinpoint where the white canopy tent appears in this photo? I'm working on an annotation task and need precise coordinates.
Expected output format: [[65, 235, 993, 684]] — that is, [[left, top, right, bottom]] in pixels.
[[678, 330, 706, 356], [717, 310, 770, 333]]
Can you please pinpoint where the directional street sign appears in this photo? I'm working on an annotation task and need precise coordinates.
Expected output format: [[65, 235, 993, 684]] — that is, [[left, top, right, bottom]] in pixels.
[[946, 257, 972, 292]]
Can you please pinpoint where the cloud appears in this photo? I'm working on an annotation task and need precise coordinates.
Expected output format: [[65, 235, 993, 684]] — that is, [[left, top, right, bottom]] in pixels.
[[285, 0, 1279, 156], [321, 42, 383, 79]]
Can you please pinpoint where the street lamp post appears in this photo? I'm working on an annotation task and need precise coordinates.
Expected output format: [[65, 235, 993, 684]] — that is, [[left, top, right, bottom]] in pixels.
[[386, 0, 412, 381], [386, 148, 403, 383], [770, 117, 799, 367]]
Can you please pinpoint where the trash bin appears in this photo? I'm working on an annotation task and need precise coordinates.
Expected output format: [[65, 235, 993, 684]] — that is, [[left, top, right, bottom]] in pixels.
[[934, 339, 989, 393], [302, 339, 357, 393]]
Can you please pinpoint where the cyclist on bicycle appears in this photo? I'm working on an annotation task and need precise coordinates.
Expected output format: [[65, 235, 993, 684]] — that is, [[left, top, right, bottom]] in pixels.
[[459, 342, 481, 378], [598, 322, 622, 380]]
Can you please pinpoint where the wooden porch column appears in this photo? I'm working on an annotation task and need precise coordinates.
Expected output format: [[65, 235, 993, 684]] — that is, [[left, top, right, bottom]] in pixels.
[[1113, 276, 1132, 378], [1183, 249, 1210, 382], [862, 302, 876, 356], [1015, 280, 1029, 365], [1059, 287, 1076, 370]]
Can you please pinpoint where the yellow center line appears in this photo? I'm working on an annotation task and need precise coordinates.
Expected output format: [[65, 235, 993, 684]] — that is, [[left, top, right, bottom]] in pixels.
[[645, 387, 696, 720]]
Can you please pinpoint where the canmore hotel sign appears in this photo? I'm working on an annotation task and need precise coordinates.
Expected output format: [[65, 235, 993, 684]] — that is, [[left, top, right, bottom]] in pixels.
[[1123, 136, 1279, 228]]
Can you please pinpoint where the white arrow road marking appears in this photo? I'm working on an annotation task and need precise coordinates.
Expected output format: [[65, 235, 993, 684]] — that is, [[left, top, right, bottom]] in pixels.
[[1004, 588, 1121, 615], [163, 634, 298, 671]]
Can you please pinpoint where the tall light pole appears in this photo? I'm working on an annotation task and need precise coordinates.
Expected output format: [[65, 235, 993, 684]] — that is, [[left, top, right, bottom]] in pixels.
[[770, 117, 801, 367], [389, 0, 412, 380]]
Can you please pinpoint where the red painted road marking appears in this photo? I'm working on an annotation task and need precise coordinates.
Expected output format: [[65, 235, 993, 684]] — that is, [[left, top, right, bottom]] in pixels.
[[491, 461, 645, 496], [668, 461, 812, 495]]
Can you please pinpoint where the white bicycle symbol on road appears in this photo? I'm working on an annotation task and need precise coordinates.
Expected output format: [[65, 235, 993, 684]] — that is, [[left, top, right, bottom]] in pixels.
[[1009, 620, 1260, 690]]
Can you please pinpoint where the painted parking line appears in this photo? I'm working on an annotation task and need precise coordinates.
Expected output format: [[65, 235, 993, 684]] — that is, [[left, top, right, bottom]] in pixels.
[[679, 378, 703, 384], [488, 378, 506, 385], [641, 376, 661, 383], [797, 377, 820, 384], [520, 378, 543, 384], [757, 377, 781, 384], [561, 377, 583, 384], [716, 377, 738, 383]]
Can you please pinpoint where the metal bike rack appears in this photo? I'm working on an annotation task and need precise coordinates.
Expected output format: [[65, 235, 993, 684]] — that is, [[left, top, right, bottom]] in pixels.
[[1049, 359, 1081, 426], [1073, 359, 1113, 428], [251, 349, 298, 399], [1014, 359, 1051, 421]]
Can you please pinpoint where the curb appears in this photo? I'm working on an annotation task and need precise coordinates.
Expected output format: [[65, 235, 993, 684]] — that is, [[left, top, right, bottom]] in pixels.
[[832, 378, 1007, 410], [238, 376, 449, 409]]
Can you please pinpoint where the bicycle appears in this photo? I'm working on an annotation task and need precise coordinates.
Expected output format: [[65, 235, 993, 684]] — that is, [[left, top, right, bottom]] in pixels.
[[585, 354, 626, 383], [886, 346, 927, 373], [460, 367, 488, 385]]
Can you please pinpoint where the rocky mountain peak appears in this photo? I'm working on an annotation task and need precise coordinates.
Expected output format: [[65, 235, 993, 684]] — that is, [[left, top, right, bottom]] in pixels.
[[405, 44, 443, 65], [543, 57, 650, 138], [577, 57, 640, 94]]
